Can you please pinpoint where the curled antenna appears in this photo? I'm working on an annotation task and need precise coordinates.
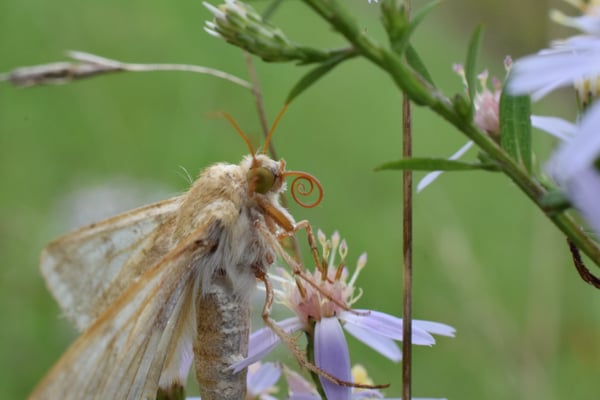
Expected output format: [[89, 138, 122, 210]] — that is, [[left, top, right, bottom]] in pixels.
[[283, 171, 324, 208]]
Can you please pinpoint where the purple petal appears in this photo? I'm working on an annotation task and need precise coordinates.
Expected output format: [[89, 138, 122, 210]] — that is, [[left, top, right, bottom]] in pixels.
[[285, 367, 321, 400], [507, 49, 600, 100], [555, 14, 600, 35], [343, 323, 402, 362], [289, 395, 321, 400], [417, 141, 474, 193], [548, 100, 600, 181], [340, 310, 455, 345], [559, 165, 600, 238], [531, 115, 576, 141], [412, 319, 456, 338], [338, 310, 428, 344], [315, 317, 352, 400], [230, 317, 303, 372], [247, 362, 281, 396]]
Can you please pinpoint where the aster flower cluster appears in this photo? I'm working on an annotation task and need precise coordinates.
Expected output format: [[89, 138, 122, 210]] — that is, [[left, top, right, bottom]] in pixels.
[[507, 0, 600, 238], [232, 231, 454, 399], [417, 60, 508, 192]]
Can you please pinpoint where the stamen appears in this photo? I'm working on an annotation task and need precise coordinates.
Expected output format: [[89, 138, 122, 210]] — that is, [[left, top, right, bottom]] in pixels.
[[335, 263, 345, 281], [294, 276, 307, 299], [283, 170, 324, 208]]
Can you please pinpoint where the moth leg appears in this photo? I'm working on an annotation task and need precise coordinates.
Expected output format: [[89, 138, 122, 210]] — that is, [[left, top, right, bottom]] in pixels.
[[255, 272, 380, 389], [283, 219, 323, 275], [256, 197, 294, 233], [256, 200, 364, 315], [255, 197, 320, 271]]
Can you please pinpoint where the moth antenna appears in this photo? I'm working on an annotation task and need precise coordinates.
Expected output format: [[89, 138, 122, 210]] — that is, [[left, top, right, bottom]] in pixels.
[[262, 103, 289, 154], [215, 111, 257, 155], [283, 170, 324, 208]]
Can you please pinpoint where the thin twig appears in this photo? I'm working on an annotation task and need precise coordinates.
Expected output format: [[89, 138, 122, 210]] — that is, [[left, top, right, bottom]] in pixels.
[[567, 238, 600, 288], [401, 1, 413, 399], [0, 50, 252, 89]]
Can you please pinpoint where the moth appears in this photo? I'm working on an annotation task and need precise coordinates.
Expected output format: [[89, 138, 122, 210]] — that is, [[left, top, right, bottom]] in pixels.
[[29, 105, 324, 400]]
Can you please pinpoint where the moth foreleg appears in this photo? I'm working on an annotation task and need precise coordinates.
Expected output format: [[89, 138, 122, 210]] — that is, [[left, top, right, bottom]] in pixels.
[[255, 273, 361, 388]]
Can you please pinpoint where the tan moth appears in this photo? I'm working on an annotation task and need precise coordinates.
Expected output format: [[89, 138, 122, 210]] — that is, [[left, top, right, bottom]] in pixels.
[[29, 105, 326, 400]]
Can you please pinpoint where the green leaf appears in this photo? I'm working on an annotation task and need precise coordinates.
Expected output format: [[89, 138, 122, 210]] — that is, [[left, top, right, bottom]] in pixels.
[[464, 24, 484, 117], [396, 0, 441, 54], [499, 91, 532, 171], [406, 44, 434, 86], [286, 52, 354, 104], [381, 0, 441, 57], [261, 0, 285, 21], [374, 157, 499, 172]]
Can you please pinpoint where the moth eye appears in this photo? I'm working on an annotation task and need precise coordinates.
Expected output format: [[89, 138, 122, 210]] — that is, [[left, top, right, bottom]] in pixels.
[[248, 167, 275, 194]]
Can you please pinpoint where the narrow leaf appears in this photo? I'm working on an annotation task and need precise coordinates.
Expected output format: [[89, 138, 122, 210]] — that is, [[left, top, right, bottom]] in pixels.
[[406, 44, 434, 86], [500, 91, 532, 171], [374, 158, 498, 172], [396, 0, 442, 54], [464, 25, 484, 117], [286, 52, 353, 104]]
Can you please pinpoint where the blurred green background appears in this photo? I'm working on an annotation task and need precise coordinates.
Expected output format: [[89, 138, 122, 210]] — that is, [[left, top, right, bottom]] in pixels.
[[1, 0, 599, 399]]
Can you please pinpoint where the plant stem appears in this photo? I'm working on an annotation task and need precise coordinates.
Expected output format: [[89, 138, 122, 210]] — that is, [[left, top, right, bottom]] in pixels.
[[401, 63, 413, 400]]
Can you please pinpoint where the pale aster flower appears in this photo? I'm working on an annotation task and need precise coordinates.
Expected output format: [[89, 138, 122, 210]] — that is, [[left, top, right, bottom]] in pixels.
[[186, 362, 282, 400], [545, 100, 600, 237], [418, 62, 506, 192], [507, 1, 600, 101], [453, 63, 504, 138], [232, 231, 455, 399], [368, 0, 380, 3]]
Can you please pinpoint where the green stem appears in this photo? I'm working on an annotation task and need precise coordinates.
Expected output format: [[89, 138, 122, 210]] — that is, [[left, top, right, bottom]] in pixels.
[[300, 0, 600, 267], [306, 325, 327, 398]]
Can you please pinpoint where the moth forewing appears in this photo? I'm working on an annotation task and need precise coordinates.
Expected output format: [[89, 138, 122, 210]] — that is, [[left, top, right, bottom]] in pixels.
[[30, 220, 212, 399], [40, 196, 184, 331]]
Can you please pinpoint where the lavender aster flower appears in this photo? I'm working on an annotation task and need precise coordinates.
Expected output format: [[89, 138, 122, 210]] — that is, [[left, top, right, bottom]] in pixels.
[[507, 1, 600, 102], [232, 231, 455, 399], [418, 62, 507, 192], [545, 100, 600, 237]]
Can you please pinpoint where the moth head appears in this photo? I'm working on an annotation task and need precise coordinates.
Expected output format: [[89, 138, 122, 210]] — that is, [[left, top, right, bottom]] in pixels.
[[218, 104, 323, 208], [246, 155, 284, 195]]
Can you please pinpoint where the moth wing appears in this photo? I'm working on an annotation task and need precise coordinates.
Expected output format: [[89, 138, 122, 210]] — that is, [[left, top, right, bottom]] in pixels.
[[30, 220, 221, 400], [41, 196, 184, 330]]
